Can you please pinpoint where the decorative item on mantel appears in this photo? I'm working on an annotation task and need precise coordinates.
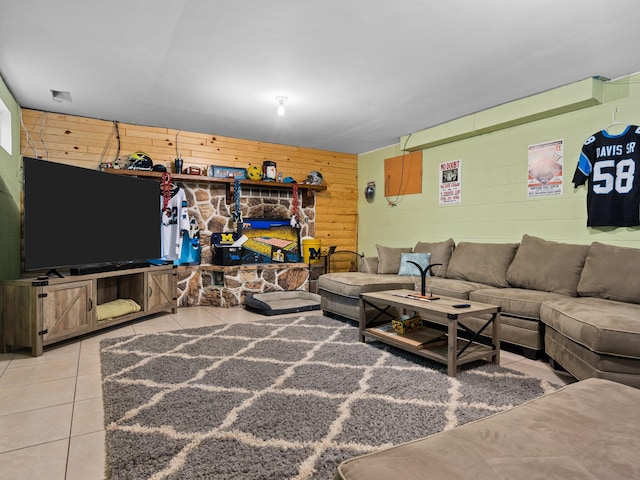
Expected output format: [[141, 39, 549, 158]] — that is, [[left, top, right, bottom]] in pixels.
[[262, 161, 277, 181], [208, 165, 247, 179]]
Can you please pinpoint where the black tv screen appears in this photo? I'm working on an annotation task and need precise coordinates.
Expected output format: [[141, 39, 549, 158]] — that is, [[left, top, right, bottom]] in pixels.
[[23, 157, 161, 273]]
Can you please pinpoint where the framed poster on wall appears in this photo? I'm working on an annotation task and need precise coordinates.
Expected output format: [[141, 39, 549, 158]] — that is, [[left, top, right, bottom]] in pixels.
[[528, 139, 564, 197], [439, 159, 462, 205]]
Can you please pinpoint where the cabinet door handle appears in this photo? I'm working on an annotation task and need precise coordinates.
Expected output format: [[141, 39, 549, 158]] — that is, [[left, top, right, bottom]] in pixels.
[[88, 298, 93, 311], [148, 286, 153, 298]]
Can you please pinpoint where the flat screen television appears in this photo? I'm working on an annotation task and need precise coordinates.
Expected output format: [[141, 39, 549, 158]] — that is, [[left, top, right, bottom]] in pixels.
[[23, 157, 161, 276]]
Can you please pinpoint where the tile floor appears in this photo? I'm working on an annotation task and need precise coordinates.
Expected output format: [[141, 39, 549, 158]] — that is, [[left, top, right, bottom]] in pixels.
[[0, 306, 574, 479]]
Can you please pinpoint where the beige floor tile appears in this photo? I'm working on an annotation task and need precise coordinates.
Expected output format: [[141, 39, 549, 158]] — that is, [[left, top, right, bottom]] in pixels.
[[0, 352, 14, 376], [172, 310, 225, 329], [0, 439, 69, 479], [67, 430, 106, 480], [174, 306, 221, 321], [498, 349, 524, 366], [7, 341, 80, 368], [0, 377, 76, 416], [210, 307, 272, 323], [175, 316, 226, 329], [75, 373, 104, 401], [131, 314, 183, 335], [77, 355, 102, 377], [0, 358, 79, 386], [71, 396, 104, 437], [507, 358, 575, 386], [81, 325, 137, 345], [0, 403, 73, 453]]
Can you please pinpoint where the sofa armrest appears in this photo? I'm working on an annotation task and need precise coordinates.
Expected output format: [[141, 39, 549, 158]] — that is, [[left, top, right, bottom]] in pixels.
[[359, 256, 378, 273]]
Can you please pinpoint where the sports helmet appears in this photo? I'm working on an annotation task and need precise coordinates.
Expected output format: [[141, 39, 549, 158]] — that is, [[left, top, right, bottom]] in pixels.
[[283, 176, 297, 183], [128, 152, 153, 170], [306, 170, 323, 185], [247, 165, 263, 180], [152, 164, 167, 172]]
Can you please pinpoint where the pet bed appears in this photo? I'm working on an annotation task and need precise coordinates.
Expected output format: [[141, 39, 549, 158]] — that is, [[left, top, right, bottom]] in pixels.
[[96, 298, 141, 322], [244, 291, 321, 315]]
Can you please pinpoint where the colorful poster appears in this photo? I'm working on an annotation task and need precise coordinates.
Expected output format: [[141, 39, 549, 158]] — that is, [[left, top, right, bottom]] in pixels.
[[528, 139, 564, 197], [439, 160, 461, 205]]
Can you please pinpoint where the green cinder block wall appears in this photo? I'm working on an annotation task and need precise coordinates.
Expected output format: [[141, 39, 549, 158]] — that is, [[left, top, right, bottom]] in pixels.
[[357, 73, 640, 256], [0, 74, 21, 280]]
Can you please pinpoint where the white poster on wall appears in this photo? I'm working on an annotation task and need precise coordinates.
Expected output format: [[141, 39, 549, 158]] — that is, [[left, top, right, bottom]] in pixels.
[[439, 160, 461, 205], [528, 139, 564, 197]]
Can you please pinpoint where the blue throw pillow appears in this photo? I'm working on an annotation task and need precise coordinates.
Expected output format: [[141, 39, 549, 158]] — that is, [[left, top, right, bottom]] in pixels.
[[398, 252, 431, 276]]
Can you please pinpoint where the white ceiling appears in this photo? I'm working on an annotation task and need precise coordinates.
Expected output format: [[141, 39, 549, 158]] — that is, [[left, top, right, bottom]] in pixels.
[[2, 0, 640, 155]]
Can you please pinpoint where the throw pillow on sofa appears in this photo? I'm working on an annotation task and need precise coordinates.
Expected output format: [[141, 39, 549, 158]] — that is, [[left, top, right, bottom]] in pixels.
[[506, 234, 589, 296], [376, 245, 412, 274], [412, 238, 455, 277], [398, 252, 431, 276], [446, 242, 519, 288], [577, 242, 640, 304]]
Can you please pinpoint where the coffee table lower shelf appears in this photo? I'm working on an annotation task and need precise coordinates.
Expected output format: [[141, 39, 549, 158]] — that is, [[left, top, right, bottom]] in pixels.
[[363, 325, 497, 371]]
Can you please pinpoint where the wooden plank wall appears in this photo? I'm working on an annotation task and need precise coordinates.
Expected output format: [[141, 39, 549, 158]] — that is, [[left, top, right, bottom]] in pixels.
[[20, 109, 359, 270]]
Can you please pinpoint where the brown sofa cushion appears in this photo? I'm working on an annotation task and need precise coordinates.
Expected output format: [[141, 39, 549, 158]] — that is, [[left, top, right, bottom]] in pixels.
[[541, 297, 640, 358], [318, 272, 415, 299], [375, 245, 412, 274], [506, 235, 589, 296], [446, 242, 519, 287], [471, 287, 567, 320], [336, 379, 640, 480], [412, 238, 455, 277], [577, 242, 640, 304]]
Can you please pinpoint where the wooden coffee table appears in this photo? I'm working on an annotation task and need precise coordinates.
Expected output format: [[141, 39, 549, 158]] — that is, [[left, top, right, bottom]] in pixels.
[[359, 289, 501, 377]]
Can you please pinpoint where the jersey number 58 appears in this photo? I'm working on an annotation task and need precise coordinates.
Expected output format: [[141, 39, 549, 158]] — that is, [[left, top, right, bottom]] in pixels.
[[593, 159, 635, 194]]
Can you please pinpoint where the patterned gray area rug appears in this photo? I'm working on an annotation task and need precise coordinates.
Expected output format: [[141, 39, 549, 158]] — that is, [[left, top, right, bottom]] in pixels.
[[100, 314, 558, 480]]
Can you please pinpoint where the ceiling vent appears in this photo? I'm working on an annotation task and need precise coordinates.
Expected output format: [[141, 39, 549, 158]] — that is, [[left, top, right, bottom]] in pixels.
[[51, 90, 72, 103]]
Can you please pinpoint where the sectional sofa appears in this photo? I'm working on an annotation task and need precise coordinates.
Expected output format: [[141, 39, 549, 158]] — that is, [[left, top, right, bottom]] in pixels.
[[318, 234, 640, 387]]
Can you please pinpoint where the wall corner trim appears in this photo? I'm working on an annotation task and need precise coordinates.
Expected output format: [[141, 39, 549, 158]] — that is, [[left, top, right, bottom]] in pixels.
[[401, 77, 605, 151]]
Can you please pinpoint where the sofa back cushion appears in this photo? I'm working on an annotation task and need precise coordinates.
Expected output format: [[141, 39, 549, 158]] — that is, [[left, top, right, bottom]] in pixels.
[[375, 245, 412, 274], [359, 256, 378, 274], [577, 242, 640, 304], [506, 235, 589, 296], [412, 238, 455, 277], [446, 242, 519, 287]]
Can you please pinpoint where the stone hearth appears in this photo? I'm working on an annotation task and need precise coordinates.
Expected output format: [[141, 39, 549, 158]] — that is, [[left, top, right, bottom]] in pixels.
[[177, 264, 309, 308]]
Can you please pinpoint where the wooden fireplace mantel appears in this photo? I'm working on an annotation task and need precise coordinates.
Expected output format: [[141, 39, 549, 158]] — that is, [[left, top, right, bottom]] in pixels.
[[105, 169, 326, 207]]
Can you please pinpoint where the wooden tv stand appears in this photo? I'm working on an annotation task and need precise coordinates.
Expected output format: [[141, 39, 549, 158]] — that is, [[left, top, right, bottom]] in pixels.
[[1, 264, 177, 356]]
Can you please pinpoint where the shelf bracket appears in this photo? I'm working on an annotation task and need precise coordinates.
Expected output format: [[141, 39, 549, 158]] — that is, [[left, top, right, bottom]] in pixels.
[[301, 188, 314, 208], [225, 183, 233, 205]]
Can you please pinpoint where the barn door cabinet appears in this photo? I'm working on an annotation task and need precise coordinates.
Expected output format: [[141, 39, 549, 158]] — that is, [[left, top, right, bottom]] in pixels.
[[1, 264, 177, 356]]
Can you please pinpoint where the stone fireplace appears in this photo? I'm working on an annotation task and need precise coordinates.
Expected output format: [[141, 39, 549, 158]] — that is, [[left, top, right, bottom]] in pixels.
[[175, 181, 316, 307]]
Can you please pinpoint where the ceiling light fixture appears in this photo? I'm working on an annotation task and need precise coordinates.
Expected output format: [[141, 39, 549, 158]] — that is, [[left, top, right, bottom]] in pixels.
[[275, 96, 287, 116], [51, 90, 72, 103]]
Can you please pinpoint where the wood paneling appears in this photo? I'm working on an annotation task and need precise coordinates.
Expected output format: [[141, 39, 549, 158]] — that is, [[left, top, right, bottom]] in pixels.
[[20, 109, 358, 265]]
